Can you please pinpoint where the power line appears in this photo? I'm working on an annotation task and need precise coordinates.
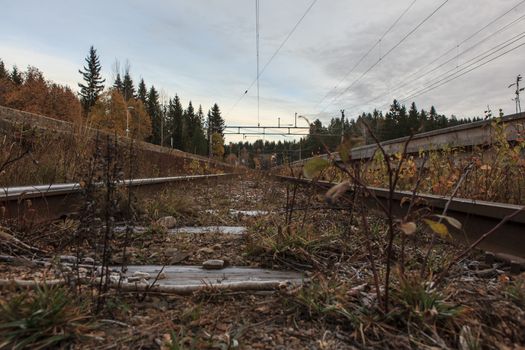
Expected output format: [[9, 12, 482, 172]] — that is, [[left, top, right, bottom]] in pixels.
[[225, 0, 319, 119], [315, 0, 418, 108], [399, 40, 525, 102], [359, 11, 525, 110], [396, 0, 525, 87], [322, 0, 451, 113], [400, 31, 525, 101], [256, 0, 260, 126]]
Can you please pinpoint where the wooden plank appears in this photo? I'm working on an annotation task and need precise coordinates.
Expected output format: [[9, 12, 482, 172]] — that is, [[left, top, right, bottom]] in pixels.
[[122, 265, 306, 286]]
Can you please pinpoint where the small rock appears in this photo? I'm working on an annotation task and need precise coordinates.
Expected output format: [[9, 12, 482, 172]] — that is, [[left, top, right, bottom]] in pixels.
[[202, 259, 225, 270], [212, 243, 222, 250], [81, 257, 95, 265], [59, 255, 78, 263], [156, 216, 177, 229], [109, 274, 121, 284], [198, 247, 214, 255], [132, 271, 151, 279]]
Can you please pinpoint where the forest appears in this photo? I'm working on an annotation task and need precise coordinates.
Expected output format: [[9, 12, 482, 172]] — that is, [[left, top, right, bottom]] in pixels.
[[0, 46, 486, 166]]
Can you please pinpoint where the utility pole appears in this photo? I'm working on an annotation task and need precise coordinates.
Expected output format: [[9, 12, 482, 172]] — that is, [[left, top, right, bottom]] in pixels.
[[340, 109, 345, 143], [295, 112, 297, 127], [160, 104, 165, 146], [508, 74, 524, 114], [208, 114, 213, 158]]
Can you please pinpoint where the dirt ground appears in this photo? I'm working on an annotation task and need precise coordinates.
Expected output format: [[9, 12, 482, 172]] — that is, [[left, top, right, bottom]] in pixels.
[[1, 173, 524, 349]]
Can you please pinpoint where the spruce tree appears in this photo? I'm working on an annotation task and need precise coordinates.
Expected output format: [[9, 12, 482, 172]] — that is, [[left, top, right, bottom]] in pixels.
[[78, 46, 105, 115], [408, 102, 420, 132], [209, 103, 225, 136], [113, 73, 123, 92], [183, 101, 195, 151], [122, 71, 135, 100], [146, 86, 161, 145], [168, 95, 184, 150], [428, 106, 438, 131], [195, 105, 208, 155], [0, 60, 8, 80], [10, 66, 23, 85], [137, 78, 147, 104]]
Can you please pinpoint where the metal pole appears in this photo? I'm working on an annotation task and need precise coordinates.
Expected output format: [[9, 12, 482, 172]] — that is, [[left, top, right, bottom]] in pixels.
[[161, 105, 164, 146], [340, 109, 345, 143], [126, 108, 130, 138], [208, 114, 213, 158]]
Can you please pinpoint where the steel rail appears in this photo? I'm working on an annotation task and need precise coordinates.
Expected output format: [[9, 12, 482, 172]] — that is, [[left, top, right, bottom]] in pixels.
[[274, 175, 525, 265], [0, 174, 233, 202], [0, 174, 235, 221]]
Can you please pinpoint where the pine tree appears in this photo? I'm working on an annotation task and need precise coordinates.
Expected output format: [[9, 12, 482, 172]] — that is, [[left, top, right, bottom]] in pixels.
[[428, 106, 438, 131], [208, 103, 225, 136], [183, 101, 195, 151], [10, 66, 23, 85], [146, 86, 161, 145], [122, 70, 135, 100], [408, 102, 420, 133], [167, 95, 184, 149], [0, 60, 8, 80], [192, 105, 208, 155], [113, 73, 123, 92], [137, 78, 147, 104], [78, 46, 105, 116]]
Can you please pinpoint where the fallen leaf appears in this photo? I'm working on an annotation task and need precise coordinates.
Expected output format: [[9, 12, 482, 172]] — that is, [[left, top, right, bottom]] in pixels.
[[434, 214, 462, 229], [423, 219, 450, 239], [399, 221, 417, 235]]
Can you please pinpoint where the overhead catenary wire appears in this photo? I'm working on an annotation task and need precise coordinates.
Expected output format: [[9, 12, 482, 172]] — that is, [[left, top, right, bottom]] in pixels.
[[256, 0, 260, 126], [400, 30, 525, 101], [361, 13, 525, 109], [225, 0, 319, 120], [315, 0, 418, 108], [396, 0, 525, 88], [399, 40, 525, 103], [321, 0, 451, 114]]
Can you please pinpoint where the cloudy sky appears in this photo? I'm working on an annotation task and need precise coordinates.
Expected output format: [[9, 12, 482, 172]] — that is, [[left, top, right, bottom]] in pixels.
[[1, 0, 524, 142]]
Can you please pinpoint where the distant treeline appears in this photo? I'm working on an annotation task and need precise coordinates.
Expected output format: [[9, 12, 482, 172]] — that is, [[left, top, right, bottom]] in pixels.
[[225, 100, 486, 167], [1, 48, 489, 165], [0, 46, 227, 158]]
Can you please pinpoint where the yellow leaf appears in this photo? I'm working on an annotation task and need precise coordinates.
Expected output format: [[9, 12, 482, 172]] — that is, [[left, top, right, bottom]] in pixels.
[[423, 219, 450, 239], [303, 158, 330, 179], [433, 214, 462, 229], [480, 164, 491, 171], [399, 221, 417, 235], [325, 181, 351, 204]]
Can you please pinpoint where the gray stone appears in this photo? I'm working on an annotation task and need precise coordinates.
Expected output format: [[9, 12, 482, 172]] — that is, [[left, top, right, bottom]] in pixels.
[[202, 259, 225, 270], [156, 216, 177, 229], [81, 257, 95, 265], [132, 271, 151, 279], [59, 255, 78, 263]]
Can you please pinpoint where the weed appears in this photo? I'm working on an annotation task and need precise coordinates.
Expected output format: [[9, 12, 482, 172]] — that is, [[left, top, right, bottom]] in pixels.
[[0, 285, 95, 349], [504, 278, 525, 307], [390, 272, 463, 325], [287, 277, 357, 324], [246, 223, 347, 269], [141, 190, 197, 221]]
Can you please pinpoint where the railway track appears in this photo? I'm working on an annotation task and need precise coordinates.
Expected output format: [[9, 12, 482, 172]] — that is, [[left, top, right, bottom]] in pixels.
[[274, 175, 525, 269], [0, 173, 234, 220]]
